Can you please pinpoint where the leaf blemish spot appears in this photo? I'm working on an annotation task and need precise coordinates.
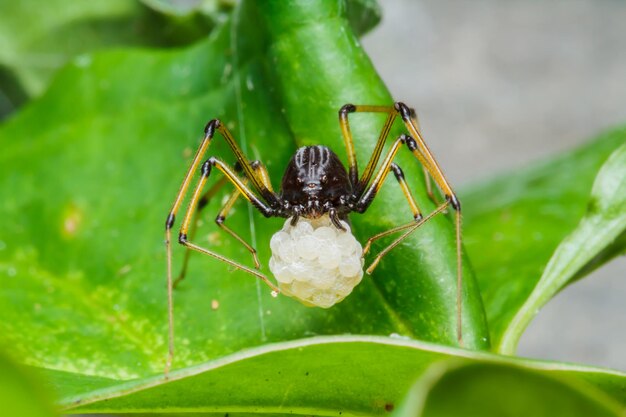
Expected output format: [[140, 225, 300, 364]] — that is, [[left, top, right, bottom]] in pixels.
[[117, 265, 132, 276], [74, 54, 92, 68], [61, 204, 83, 239]]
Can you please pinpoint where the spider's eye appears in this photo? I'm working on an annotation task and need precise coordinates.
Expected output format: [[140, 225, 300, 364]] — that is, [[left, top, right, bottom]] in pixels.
[[296, 177, 304, 185], [321, 175, 328, 183]]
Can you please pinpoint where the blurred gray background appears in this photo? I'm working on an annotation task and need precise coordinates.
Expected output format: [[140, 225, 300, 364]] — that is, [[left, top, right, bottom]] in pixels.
[[362, 0, 626, 371]]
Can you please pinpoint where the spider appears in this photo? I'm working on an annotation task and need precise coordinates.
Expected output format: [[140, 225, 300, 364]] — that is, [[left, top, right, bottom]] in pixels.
[[164, 102, 462, 373]]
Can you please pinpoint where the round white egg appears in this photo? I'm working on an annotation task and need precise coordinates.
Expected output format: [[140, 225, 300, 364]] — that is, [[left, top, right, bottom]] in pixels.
[[268, 214, 364, 308]]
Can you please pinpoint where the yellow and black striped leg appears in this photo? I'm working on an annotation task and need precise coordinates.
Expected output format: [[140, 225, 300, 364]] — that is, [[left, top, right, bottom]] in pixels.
[[214, 122, 279, 206], [394, 102, 463, 344], [338, 102, 463, 345], [406, 107, 441, 206], [338, 104, 360, 186], [177, 157, 277, 286], [355, 134, 416, 213], [355, 134, 426, 255], [164, 122, 218, 375], [174, 159, 274, 288], [215, 160, 275, 268], [394, 103, 457, 205], [423, 167, 444, 206], [361, 162, 424, 256], [164, 119, 278, 375], [338, 104, 397, 192], [365, 200, 450, 274], [174, 177, 228, 288], [214, 178, 261, 270]]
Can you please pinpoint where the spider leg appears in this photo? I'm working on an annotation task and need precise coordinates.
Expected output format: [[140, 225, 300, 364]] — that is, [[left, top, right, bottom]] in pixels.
[[359, 133, 461, 343], [177, 157, 277, 288], [174, 160, 274, 287], [422, 166, 442, 206], [394, 103, 462, 346], [213, 181, 261, 270], [394, 102, 458, 207], [361, 162, 424, 256], [340, 103, 446, 205], [338, 104, 397, 193], [164, 120, 279, 374], [355, 134, 417, 212], [338, 104, 360, 186], [409, 109, 445, 208], [355, 134, 429, 255], [344, 101, 463, 345], [249, 160, 275, 194], [365, 201, 450, 274], [174, 176, 228, 288], [211, 160, 274, 271], [171, 157, 279, 371]]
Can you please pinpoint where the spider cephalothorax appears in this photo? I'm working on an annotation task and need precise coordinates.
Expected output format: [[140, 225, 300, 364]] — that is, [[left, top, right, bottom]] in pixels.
[[279, 145, 353, 225], [163, 102, 463, 373]]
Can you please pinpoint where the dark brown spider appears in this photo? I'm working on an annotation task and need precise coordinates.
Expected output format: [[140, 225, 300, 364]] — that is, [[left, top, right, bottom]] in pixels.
[[164, 102, 462, 373]]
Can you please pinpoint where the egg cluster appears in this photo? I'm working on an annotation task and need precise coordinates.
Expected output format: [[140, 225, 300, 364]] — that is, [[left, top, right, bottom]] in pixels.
[[269, 215, 364, 308]]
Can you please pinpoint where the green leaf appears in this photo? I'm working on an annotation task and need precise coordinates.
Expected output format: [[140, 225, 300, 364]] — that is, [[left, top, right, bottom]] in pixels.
[[0, 352, 58, 417], [0, 0, 221, 116], [345, 0, 383, 36], [393, 360, 624, 417], [0, 0, 381, 119], [43, 337, 625, 414], [0, 0, 488, 390], [461, 129, 626, 351], [256, 0, 488, 349], [139, 0, 232, 17], [498, 143, 626, 353]]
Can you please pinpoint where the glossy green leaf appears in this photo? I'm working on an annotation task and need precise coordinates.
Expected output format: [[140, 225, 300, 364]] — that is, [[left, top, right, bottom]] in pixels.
[[0, 0, 487, 390], [0, 0, 221, 116], [498, 143, 626, 353], [0, 352, 58, 417], [41, 337, 625, 414], [257, 0, 488, 349], [393, 360, 624, 417], [345, 0, 383, 36], [461, 129, 626, 351], [141, 0, 382, 38]]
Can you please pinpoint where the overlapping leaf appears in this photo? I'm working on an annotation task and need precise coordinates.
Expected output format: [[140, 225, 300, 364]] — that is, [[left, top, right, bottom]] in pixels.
[[462, 130, 626, 351], [0, 352, 57, 417], [498, 143, 626, 352], [393, 359, 624, 417], [46, 337, 626, 414]]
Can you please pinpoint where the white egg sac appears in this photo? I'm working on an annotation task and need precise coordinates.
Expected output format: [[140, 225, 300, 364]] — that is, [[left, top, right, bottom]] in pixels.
[[269, 214, 364, 308]]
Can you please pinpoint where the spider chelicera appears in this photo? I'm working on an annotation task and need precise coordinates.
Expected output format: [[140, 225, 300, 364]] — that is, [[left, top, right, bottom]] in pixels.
[[164, 102, 462, 372]]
